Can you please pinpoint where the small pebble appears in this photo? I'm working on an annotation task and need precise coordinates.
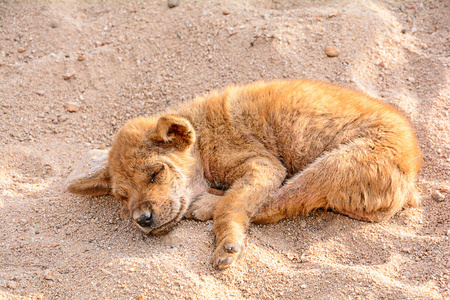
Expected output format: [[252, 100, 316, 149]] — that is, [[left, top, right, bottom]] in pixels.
[[327, 11, 338, 18], [222, 10, 230, 15], [63, 70, 76, 80], [49, 20, 59, 28], [168, 0, 179, 8], [18, 47, 26, 53], [58, 114, 68, 123], [286, 252, 298, 260], [401, 28, 407, 34], [65, 102, 80, 112], [301, 252, 310, 262], [43, 106, 51, 113], [446, 229, 450, 236], [44, 270, 57, 281], [431, 190, 445, 202], [401, 247, 411, 254], [77, 54, 85, 61], [301, 284, 307, 289], [36, 90, 45, 96], [7, 281, 17, 289], [325, 46, 341, 57]]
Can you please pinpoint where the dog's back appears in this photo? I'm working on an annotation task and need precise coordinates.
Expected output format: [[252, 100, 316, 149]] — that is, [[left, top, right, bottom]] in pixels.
[[180, 79, 421, 223]]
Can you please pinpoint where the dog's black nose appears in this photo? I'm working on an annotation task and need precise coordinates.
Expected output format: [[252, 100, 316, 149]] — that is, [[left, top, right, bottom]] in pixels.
[[135, 211, 153, 227]]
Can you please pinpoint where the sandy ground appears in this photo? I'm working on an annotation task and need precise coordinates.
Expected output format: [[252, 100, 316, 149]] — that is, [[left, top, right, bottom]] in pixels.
[[0, 0, 449, 299]]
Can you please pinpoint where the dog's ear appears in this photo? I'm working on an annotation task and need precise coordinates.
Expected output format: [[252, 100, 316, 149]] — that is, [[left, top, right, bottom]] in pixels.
[[65, 149, 112, 196], [153, 115, 196, 151]]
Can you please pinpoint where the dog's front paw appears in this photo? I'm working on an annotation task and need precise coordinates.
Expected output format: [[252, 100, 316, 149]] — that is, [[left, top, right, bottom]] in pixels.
[[186, 201, 214, 221], [186, 193, 222, 221], [213, 236, 246, 270]]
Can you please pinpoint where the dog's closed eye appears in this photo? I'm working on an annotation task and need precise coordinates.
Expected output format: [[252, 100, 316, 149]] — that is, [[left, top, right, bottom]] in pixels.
[[149, 172, 157, 183], [149, 164, 165, 184]]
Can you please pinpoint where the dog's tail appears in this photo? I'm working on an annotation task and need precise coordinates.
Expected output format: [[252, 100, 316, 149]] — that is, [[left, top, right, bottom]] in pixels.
[[252, 138, 420, 224]]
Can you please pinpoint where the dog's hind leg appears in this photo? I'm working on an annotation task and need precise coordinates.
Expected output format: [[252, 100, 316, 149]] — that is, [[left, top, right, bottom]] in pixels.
[[252, 138, 419, 224]]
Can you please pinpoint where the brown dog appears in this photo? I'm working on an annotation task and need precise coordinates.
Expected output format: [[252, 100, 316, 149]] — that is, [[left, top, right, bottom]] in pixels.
[[67, 79, 421, 270]]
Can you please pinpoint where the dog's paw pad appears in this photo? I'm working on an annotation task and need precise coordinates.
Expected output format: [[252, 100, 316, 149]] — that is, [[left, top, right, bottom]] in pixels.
[[213, 255, 235, 270], [225, 243, 240, 253], [214, 256, 234, 270], [212, 238, 245, 270]]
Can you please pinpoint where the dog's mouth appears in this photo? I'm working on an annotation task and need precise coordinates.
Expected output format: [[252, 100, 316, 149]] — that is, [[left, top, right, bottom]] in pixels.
[[134, 197, 188, 236]]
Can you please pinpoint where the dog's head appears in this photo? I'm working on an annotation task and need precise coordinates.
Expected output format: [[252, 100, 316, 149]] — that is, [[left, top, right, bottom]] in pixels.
[[68, 115, 197, 235]]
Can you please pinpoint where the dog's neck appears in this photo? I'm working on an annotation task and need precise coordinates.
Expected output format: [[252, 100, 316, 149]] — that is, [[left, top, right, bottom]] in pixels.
[[173, 101, 217, 201], [185, 142, 210, 202]]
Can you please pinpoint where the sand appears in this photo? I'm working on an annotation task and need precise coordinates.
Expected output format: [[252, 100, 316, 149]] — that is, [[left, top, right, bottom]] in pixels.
[[0, 0, 449, 299]]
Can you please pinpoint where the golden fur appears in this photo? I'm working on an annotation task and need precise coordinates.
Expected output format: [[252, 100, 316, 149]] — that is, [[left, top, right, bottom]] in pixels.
[[68, 79, 421, 270]]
